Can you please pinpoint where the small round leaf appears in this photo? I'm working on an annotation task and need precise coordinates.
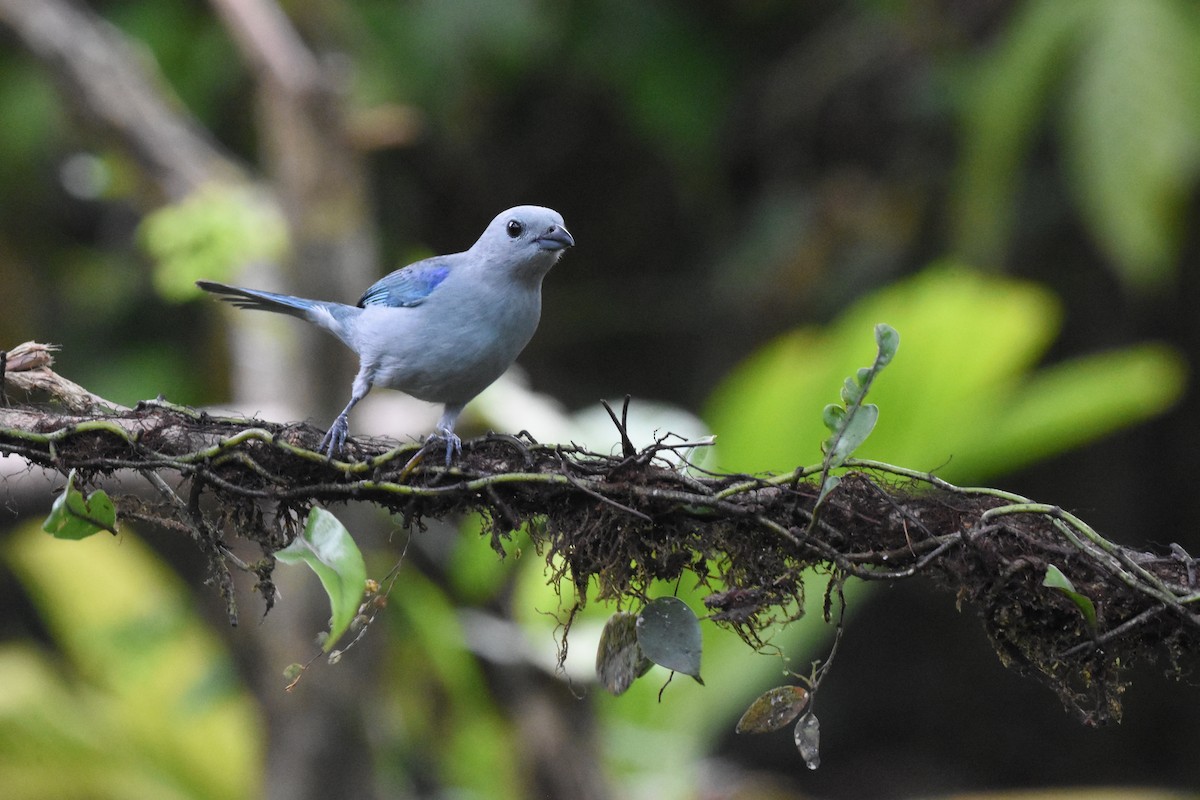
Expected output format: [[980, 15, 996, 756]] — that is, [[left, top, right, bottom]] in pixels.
[[635, 597, 703, 682], [596, 611, 651, 695], [736, 685, 811, 734], [794, 711, 821, 770]]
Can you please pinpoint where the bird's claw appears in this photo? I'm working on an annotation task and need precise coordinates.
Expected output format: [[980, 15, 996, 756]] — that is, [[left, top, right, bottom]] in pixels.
[[428, 428, 462, 466], [320, 414, 350, 458]]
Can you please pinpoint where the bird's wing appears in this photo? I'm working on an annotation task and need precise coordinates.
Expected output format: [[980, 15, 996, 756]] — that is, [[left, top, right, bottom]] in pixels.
[[358, 256, 453, 308]]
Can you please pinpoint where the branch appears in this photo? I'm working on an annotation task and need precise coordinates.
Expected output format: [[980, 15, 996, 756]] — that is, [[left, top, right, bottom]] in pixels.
[[2, 354, 1198, 726], [1, 342, 128, 413]]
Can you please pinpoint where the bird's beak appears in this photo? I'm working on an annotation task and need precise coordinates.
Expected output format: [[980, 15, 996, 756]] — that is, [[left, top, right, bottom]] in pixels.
[[536, 225, 575, 251]]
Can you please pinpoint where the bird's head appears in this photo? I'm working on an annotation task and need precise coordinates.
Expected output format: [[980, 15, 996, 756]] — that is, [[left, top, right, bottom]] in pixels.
[[472, 205, 574, 280]]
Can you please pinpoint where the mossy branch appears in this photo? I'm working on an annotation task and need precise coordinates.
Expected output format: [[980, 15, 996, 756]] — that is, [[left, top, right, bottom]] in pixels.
[[3, 346, 1199, 726]]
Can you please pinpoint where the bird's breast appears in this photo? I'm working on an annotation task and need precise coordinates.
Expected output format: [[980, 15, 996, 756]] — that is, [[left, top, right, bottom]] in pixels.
[[355, 286, 542, 403]]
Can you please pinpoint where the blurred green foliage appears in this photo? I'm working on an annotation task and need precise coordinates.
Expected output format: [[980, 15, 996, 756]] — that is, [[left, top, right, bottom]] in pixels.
[[385, 567, 523, 799], [707, 265, 1185, 480], [0, 63, 61, 181], [104, 0, 243, 125], [953, 0, 1200, 290], [0, 523, 262, 800], [139, 184, 288, 302]]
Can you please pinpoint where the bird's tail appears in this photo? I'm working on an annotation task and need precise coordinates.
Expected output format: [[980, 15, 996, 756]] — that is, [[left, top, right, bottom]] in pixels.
[[197, 280, 362, 345], [196, 281, 321, 319]]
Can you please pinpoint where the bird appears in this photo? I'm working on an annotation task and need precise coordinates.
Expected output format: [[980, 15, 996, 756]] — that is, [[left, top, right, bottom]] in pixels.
[[197, 205, 573, 464]]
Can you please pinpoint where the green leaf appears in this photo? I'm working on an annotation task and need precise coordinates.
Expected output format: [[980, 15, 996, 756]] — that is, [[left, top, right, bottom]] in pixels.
[[821, 403, 845, 433], [1063, 0, 1200, 289], [706, 265, 1186, 481], [42, 470, 117, 539], [989, 342, 1185, 468], [953, 0, 1200, 290], [596, 611, 652, 695], [735, 685, 810, 734], [821, 323, 895, 468], [275, 508, 367, 652], [1043, 564, 1098, 631], [840, 375, 862, 406], [874, 323, 900, 366], [824, 403, 879, 468], [635, 597, 703, 683], [794, 710, 821, 770], [815, 474, 842, 506]]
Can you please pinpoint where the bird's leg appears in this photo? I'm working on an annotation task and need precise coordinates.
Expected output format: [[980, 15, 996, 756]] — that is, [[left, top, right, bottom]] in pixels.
[[320, 368, 373, 458], [430, 403, 465, 466]]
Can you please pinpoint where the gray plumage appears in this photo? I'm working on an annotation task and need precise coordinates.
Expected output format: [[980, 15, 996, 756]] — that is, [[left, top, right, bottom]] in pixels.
[[198, 205, 573, 461]]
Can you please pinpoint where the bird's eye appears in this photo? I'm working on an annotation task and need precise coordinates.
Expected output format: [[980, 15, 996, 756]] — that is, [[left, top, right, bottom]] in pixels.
[[506, 220, 525, 238]]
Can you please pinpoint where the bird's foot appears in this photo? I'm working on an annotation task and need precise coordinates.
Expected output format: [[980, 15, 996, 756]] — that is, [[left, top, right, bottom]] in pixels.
[[319, 414, 350, 458], [428, 427, 462, 467]]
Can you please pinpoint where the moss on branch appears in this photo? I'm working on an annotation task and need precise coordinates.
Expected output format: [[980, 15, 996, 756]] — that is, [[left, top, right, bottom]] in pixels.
[[2, 395, 1198, 725]]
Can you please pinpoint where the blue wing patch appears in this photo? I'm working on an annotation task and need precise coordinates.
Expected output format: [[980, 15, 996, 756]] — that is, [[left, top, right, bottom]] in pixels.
[[358, 258, 451, 308]]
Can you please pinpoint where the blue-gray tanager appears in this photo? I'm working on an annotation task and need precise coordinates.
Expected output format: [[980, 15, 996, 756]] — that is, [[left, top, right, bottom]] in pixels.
[[197, 205, 573, 462]]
